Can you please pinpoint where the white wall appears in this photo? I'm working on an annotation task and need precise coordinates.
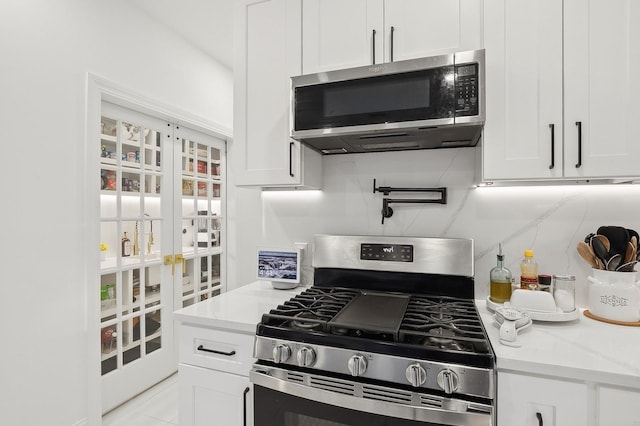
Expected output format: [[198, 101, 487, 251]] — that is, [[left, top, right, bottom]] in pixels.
[[229, 147, 640, 310], [0, 1, 232, 424]]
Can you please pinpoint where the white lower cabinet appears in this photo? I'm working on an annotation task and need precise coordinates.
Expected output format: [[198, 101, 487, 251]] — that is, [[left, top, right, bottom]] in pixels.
[[178, 324, 255, 426], [497, 372, 588, 426], [179, 364, 252, 426], [597, 386, 640, 426]]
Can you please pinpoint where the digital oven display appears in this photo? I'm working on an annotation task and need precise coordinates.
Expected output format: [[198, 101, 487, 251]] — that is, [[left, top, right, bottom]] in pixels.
[[360, 243, 413, 262]]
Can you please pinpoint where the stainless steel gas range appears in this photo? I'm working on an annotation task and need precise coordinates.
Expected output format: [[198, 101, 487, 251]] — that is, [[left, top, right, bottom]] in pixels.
[[250, 235, 495, 426]]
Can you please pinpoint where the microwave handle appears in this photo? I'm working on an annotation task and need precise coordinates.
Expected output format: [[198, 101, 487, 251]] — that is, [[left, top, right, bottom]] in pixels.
[[390, 26, 395, 62], [372, 29, 376, 64]]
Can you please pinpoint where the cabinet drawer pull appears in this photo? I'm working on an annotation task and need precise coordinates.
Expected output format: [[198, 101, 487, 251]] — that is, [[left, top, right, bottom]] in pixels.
[[548, 123, 555, 170], [575, 121, 582, 168], [243, 387, 250, 426], [372, 29, 377, 64], [536, 411, 543, 426], [196, 344, 236, 356], [390, 26, 395, 62]]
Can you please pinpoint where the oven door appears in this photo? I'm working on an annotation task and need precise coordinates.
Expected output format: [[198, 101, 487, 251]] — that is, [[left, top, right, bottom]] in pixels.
[[251, 365, 493, 426]]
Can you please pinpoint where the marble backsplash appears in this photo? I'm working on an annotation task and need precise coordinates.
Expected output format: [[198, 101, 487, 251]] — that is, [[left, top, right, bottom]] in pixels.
[[229, 146, 640, 308]]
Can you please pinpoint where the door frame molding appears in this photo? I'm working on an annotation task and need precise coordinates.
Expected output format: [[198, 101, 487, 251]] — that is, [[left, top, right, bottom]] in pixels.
[[84, 73, 231, 425]]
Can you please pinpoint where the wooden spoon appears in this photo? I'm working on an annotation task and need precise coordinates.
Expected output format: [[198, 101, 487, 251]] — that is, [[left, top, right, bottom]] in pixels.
[[623, 241, 635, 264], [576, 241, 600, 269]]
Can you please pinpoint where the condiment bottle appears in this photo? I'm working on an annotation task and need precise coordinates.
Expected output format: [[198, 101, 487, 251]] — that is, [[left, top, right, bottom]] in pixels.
[[122, 232, 131, 257], [520, 249, 538, 290], [537, 274, 552, 292], [490, 244, 513, 303]]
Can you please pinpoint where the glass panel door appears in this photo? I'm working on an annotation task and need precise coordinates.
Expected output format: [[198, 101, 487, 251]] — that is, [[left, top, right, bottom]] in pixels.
[[176, 126, 225, 307], [99, 103, 172, 413], [98, 102, 226, 413]]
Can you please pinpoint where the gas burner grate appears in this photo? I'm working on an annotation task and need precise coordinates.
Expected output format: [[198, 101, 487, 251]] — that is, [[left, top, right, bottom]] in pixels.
[[399, 295, 491, 354], [257, 287, 493, 359], [260, 287, 358, 332]]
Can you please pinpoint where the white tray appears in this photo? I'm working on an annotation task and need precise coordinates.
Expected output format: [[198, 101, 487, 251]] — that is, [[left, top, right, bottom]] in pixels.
[[486, 296, 580, 322]]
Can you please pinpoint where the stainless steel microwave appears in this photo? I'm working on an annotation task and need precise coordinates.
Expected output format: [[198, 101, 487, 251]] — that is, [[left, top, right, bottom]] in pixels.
[[290, 49, 485, 154]]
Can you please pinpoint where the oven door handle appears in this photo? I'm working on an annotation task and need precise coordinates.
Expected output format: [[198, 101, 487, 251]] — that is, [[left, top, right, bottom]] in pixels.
[[243, 387, 250, 426], [250, 366, 492, 426]]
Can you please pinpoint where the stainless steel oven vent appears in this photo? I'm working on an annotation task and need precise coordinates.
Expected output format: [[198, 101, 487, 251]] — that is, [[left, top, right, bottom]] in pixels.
[[285, 372, 304, 384], [419, 395, 444, 408], [362, 385, 413, 404], [309, 376, 355, 395]]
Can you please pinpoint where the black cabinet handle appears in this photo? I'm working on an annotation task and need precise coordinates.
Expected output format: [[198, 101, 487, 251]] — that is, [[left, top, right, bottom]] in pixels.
[[575, 121, 582, 168], [372, 29, 377, 64], [390, 26, 395, 62], [289, 142, 294, 177], [536, 412, 543, 426], [196, 344, 236, 356], [548, 124, 555, 170], [243, 387, 250, 426]]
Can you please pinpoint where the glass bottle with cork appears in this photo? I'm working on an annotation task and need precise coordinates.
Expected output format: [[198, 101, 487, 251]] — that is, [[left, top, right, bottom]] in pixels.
[[490, 243, 513, 303], [520, 249, 538, 290], [122, 232, 131, 257]]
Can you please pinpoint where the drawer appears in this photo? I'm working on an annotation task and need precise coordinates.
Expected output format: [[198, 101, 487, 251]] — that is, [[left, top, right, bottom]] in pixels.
[[179, 324, 255, 376]]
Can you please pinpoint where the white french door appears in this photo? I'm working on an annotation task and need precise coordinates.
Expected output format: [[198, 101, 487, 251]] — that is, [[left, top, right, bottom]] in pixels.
[[98, 101, 225, 413]]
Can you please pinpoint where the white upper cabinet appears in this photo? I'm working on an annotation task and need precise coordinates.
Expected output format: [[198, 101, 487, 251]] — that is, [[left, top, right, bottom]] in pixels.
[[482, 0, 563, 180], [563, 0, 640, 179], [302, 0, 483, 74], [302, 0, 383, 73], [233, 0, 322, 188], [483, 0, 640, 182], [383, 0, 483, 62]]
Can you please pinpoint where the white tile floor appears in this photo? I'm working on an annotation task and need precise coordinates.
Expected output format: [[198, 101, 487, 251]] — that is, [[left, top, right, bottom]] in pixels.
[[102, 373, 179, 426]]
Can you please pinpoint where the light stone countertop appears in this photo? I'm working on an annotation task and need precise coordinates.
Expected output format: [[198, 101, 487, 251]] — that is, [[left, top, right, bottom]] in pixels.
[[477, 300, 640, 389], [173, 280, 305, 334], [174, 282, 640, 390]]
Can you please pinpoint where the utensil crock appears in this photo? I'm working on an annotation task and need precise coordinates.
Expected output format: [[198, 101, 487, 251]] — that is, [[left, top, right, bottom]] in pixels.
[[587, 268, 640, 322]]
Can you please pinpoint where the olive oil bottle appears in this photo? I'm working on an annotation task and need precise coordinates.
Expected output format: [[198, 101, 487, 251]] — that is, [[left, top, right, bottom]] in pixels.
[[490, 243, 512, 303]]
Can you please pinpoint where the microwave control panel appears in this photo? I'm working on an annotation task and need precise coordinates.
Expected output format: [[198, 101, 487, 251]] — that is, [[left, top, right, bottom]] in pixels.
[[455, 63, 479, 116]]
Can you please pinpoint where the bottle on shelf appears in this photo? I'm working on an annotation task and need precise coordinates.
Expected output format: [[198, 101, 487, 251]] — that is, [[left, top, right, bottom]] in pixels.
[[520, 249, 538, 290], [490, 243, 513, 303], [122, 232, 131, 257]]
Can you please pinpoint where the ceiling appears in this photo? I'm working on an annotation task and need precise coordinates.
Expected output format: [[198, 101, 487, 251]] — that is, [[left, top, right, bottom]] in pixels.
[[129, 0, 234, 69]]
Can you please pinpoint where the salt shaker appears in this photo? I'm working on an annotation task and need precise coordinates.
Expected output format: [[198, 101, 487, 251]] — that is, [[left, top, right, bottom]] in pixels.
[[553, 275, 576, 312]]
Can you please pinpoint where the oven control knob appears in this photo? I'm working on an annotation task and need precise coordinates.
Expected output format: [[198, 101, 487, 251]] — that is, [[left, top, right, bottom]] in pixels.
[[347, 354, 367, 377], [297, 346, 316, 367], [405, 363, 427, 387], [272, 344, 291, 364], [437, 369, 459, 395]]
